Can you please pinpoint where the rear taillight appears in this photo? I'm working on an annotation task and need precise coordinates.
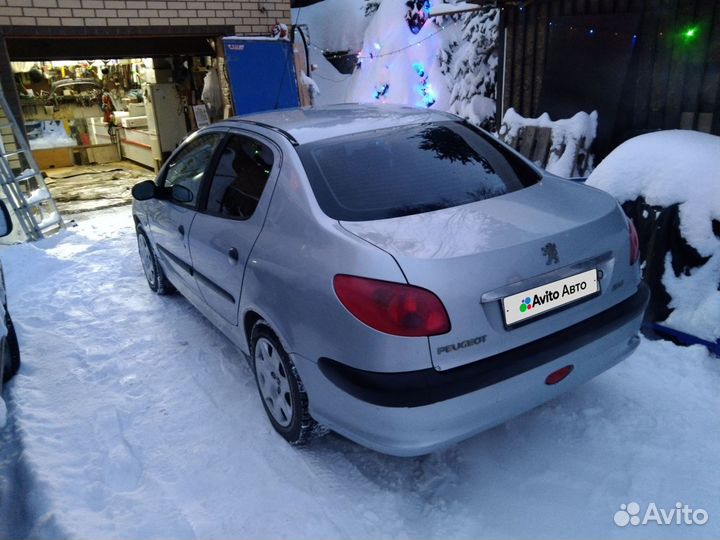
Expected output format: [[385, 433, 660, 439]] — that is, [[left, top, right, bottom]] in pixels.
[[333, 275, 451, 337], [628, 218, 640, 265]]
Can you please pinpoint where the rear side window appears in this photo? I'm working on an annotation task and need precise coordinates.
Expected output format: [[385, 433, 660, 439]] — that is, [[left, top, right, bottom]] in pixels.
[[205, 134, 275, 219], [297, 121, 539, 221]]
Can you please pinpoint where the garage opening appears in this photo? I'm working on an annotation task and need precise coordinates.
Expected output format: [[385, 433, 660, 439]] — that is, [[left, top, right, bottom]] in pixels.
[[6, 31, 230, 218]]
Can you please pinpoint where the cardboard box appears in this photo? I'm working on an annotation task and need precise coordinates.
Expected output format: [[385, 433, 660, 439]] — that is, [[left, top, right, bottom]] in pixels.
[[33, 147, 74, 169]]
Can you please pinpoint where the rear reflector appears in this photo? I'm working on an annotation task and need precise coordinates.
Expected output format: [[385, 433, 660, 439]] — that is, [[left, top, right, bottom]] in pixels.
[[545, 365, 574, 385], [333, 274, 451, 337], [628, 218, 640, 265]]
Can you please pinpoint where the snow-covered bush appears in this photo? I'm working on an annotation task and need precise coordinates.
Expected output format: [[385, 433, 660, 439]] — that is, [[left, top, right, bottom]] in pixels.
[[587, 130, 720, 342]]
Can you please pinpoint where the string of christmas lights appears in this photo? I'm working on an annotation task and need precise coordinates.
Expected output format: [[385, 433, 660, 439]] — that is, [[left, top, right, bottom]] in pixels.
[[511, 3, 702, 44], [308, 18, 460, 61]]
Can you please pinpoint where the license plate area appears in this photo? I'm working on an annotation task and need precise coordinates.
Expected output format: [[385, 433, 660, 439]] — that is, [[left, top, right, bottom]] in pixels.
[[502, 269, 599, 327]]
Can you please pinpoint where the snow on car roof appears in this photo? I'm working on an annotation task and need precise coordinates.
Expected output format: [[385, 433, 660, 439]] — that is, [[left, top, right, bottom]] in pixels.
[[226, 104, 458, 144]]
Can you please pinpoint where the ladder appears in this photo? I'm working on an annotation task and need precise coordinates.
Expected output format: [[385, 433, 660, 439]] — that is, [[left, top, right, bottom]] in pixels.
[[0, 87, 64, 242]]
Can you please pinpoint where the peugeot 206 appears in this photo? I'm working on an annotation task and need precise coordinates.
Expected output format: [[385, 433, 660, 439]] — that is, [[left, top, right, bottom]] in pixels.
[[131, 105, 648, 456]]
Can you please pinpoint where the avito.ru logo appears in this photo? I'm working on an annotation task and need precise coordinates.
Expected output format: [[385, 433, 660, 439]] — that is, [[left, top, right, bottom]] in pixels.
[[614, 502, 709, 527]]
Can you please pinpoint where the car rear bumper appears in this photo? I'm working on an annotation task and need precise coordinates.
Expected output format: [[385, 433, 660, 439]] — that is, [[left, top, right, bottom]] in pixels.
[[293, 283, 649, 457]]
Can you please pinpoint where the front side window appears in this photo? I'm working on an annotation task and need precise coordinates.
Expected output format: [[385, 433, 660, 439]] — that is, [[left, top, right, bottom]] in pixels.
[[163, 132, 224, 207], [205, 134, 275, 219]]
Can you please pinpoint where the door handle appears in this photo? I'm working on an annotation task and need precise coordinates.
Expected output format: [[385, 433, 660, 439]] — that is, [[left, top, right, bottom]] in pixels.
[[178, 225, 185, 236], [228, 247, 239, 264]]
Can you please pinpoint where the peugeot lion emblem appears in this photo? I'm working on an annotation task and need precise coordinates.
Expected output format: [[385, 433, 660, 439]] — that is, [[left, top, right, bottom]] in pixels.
[[542, 242, 559, 265]]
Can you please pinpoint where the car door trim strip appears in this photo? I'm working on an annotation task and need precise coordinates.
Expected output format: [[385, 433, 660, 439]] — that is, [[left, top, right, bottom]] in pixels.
[[194, 269, 236, 305], [156, 243, 192, 275]]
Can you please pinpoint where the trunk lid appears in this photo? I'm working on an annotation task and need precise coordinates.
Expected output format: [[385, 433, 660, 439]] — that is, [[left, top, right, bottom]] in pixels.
[[340, 178, 635, 371]]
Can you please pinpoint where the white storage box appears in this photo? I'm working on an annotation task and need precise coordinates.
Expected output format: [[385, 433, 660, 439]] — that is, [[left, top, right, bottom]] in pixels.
[[121, 116, 148, 128], [128, 103, 146, 116]]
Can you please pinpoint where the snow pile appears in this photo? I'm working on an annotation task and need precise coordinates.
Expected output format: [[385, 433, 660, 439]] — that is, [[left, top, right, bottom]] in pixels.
[[36, 210, 60, 230], [25, 188, 51, 206], [0, 206, 719, 537], [298, 0, 499, 129], [27, 121, 76, 150], [500, 107, 598, 177], [299, 69, 320, 105], [588, 130, 720, 341], [430, 1, 480, 16], [292, 0, 369, 53]]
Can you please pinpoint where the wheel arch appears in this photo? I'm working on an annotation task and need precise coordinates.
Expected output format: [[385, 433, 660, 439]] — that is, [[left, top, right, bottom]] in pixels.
[[243, 309, 295, 359], [244, 310, 263, 349]]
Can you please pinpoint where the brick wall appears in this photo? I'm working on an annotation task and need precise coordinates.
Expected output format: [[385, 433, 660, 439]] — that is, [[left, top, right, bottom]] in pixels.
[[0, 0, 291, 35]]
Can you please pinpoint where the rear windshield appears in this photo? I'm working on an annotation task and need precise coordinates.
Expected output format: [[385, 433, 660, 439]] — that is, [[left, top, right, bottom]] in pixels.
[[296, 120, 539, 221]]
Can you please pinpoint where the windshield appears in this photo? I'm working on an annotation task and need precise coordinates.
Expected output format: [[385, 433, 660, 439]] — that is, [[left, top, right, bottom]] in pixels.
[[296, 120, 539, 221]]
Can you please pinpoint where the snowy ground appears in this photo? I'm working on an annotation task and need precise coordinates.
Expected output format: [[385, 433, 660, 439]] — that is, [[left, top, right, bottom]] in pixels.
[[0, 206, 718, 538]]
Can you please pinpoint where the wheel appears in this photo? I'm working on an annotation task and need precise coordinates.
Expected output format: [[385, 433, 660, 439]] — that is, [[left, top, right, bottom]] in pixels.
[[250, 324, 324, 445], [136, 226, 175, 295], [2, 313, 20, 383]]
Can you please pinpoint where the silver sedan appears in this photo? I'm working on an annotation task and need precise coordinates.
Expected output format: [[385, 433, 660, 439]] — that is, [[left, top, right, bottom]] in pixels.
[[132, 104, 648, 456]]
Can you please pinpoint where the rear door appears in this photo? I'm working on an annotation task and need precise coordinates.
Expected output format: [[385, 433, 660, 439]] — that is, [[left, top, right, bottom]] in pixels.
[[150, 131, 225, 296], [188, 131, 279, 325]]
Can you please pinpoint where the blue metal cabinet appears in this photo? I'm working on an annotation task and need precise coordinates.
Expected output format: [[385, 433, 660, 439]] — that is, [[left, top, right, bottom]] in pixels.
[[223, 37, 300, 115]]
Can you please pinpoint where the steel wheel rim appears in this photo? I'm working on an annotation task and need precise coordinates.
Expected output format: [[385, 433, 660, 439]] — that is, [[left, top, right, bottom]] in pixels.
[[254, 337, 293, 427], [137, 234, 156, 285]]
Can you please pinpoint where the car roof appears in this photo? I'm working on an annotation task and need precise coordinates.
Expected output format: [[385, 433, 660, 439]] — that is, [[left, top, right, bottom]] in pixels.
[[216, 104, 459, 145]]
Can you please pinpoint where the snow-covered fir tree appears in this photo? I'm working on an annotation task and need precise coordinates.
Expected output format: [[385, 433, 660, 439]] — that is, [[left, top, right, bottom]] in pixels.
[[439, 6, 499, 131]]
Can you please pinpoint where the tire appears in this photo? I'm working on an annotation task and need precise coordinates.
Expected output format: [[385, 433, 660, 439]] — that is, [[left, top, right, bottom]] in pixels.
[[250, 324, 324, 445], [2, 313, 20, 383], [136, 226, 175, 295]]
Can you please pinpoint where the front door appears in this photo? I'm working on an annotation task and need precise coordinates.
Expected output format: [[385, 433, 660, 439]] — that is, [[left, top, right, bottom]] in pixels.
[[189, 132, 278, 325], [150, 131, 225, 296]]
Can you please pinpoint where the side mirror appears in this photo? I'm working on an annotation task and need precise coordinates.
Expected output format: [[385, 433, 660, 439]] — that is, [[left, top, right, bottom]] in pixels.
[[171, 185, 193, 204], [132, 180, 157, 201], [0, 200, 13, 238]]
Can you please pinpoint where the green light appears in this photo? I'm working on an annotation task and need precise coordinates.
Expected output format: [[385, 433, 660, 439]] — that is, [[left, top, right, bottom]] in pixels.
[[681, 25, 699, 41]]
